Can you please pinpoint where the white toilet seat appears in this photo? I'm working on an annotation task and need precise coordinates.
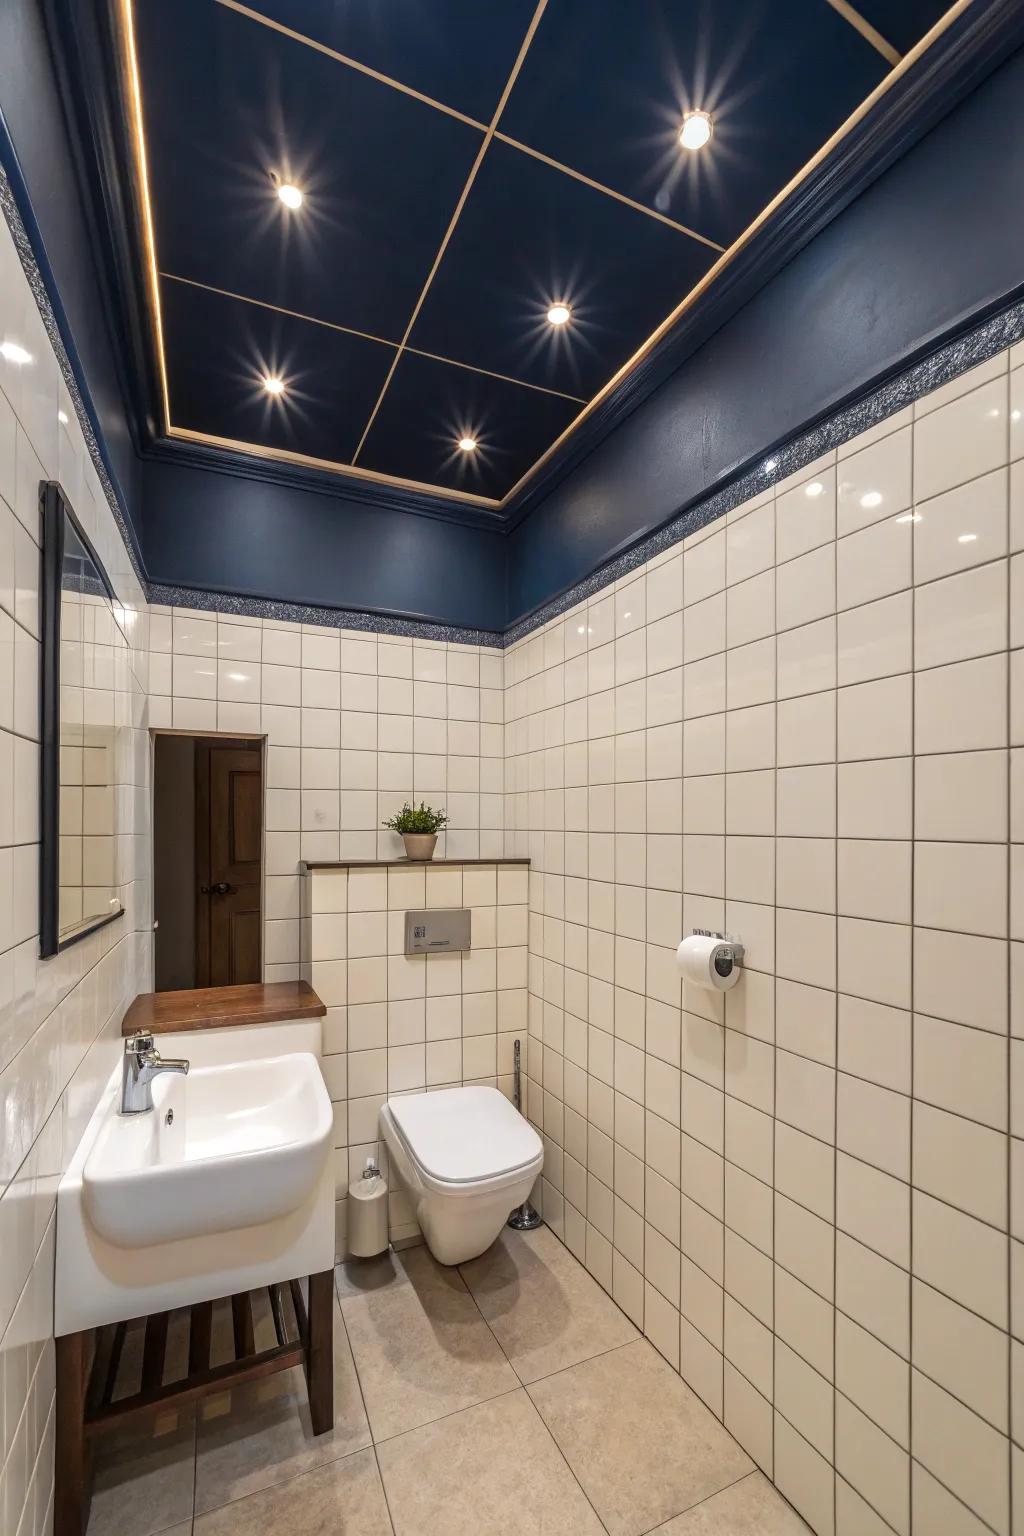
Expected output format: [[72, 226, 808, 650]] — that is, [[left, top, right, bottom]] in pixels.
[[378, 1086, 543, 1264], [385, 1085, 542, 1195]]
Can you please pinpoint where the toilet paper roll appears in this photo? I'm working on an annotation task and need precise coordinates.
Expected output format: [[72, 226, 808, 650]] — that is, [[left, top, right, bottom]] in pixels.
[[677, 933, 742, 992]]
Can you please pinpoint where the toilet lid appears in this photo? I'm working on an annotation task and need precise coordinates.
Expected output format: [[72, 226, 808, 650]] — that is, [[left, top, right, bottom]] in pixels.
[[386, 1086, 542, 1186]]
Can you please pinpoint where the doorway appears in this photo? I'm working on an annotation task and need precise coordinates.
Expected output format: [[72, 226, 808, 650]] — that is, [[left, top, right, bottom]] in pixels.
[[152, 733, 264, 991]]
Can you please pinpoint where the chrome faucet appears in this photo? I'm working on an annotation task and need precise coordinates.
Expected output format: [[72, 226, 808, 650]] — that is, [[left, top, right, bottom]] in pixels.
[[120, 1031, 189, 1114]]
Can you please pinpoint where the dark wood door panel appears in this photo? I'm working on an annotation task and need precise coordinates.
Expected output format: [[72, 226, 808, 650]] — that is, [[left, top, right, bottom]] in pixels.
[[196, 739, 262, 988]]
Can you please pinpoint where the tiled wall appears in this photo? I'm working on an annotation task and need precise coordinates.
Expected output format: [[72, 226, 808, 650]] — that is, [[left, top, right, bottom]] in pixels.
[[303, 860, 530, 1252], [146, 614, 505, 979], [505, 346, 1024, 1535], [0, 219, 151, 1536]]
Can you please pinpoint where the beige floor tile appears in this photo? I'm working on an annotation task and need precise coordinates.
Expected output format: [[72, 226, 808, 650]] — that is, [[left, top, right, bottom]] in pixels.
[[87, 1410, 196, 1536], [528, 1340, 753, 1536], [192, 1448, 393, 1536], [652, 1471, 812, 1533], [376, 1388, 605, 1535], [339, 1245, 518, 1440], [459, 1225, 639, 1384], [194, 1298, 372, 1514]]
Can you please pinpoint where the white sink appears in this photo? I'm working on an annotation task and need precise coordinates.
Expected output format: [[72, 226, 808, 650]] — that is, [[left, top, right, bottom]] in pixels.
[[81, 1052, 332, 1248]]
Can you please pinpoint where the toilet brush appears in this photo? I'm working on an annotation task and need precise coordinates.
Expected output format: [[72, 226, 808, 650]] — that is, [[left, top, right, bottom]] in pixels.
[[507, 1038, 541, 1231]]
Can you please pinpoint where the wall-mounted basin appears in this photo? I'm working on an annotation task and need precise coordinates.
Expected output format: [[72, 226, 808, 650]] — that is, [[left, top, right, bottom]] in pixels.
[[82, 1052, 332, 1248]]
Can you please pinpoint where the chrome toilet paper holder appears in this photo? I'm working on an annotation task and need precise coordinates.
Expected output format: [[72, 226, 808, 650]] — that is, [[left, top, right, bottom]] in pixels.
[[691, 928, 745, 964]]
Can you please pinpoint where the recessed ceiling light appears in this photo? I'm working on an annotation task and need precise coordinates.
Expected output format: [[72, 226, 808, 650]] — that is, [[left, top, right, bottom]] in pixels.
[[679, 110, 713, 151], [957, 532, 978, 543], [0, 340, 32, 365], [860, 490, 883, 509], [805, 481, 824, 499], [263, 376, 286, 395], [547, 303, 572, 326], [277, 183, 303, 209], [458, 436, 477, 452]]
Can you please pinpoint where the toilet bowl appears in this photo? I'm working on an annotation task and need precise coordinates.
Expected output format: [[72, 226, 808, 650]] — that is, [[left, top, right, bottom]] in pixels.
[[378, 1086, 544, 1265]]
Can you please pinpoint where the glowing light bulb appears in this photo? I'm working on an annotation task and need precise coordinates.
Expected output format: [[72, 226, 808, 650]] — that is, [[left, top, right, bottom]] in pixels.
[[277, 183, 303, 209], [547, 303, 572, 326], [263, 376, 285, 395], [679, 110, 713, 150], [458, 436, 477, 452]]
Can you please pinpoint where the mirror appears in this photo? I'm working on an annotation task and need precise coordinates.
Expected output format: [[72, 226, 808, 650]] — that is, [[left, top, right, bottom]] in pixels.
[[40, 481, 125, 957]]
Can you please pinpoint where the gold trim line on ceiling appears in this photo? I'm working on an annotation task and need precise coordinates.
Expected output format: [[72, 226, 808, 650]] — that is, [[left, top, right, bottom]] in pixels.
[[118, 0, 170, 432], [823, 0, 902, 65], [350, 0, 552, 465], [492, 133, 726, 252], [159, 271, 589, 404]]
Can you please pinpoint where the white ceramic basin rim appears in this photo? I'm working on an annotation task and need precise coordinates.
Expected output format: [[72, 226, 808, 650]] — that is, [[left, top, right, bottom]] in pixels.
[[82, 1051, 332, 1248]]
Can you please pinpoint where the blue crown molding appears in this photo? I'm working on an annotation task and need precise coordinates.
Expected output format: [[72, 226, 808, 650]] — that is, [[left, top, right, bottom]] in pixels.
[[143, 438, 506, 533], [147, 582, 505, 649], [43, 0, 1024, 535]]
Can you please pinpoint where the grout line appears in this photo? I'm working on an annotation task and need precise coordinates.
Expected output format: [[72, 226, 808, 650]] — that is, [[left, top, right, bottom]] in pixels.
[[350, 0, 552, 466]]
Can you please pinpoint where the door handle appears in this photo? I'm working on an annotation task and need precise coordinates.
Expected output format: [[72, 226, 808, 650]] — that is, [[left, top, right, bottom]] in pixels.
[[200, 882, 233, 895]]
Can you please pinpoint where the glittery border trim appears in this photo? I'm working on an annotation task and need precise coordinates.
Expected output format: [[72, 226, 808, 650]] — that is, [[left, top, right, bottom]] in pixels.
[[5, 156, 1021, 652], [503, 296, 1024, 646], [146, 584, 504, 648], [0, 164, 147, 594]]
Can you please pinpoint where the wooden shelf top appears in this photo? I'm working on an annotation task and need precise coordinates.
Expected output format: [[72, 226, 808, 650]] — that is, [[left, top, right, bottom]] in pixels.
[[302, 858, 531, 870], [122, 981, 326, 1037]]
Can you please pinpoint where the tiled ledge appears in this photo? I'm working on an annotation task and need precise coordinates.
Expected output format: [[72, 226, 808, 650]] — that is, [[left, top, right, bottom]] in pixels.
[[302, 858, 530, 869]]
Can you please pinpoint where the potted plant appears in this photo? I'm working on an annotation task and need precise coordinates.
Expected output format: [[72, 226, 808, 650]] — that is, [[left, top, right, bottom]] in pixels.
[[382, 802, 449, 861]]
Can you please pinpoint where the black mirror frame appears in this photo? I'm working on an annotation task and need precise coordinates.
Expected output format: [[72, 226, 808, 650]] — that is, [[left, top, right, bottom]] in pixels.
[[40, 480, 126, 959]]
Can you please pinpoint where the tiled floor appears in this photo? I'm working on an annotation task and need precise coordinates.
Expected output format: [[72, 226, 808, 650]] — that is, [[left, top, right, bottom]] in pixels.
[[86, 1227, 810, 1536]]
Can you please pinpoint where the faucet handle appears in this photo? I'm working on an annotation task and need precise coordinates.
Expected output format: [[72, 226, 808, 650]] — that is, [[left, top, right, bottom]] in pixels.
[[126, 1030, 156, 1055]]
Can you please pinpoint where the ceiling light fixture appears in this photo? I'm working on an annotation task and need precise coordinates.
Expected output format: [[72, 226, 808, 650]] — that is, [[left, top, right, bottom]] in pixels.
[[547, 303, 572, 326], [277, 182, 303, 209], [0, 340, 32, 365], [458, 436, 478, 452], [679, 110, 713, 151], [263, 376, 286, 395]]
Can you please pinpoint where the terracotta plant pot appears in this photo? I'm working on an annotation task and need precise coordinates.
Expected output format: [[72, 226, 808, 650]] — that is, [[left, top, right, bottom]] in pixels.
[[402, 832, 437, 861]]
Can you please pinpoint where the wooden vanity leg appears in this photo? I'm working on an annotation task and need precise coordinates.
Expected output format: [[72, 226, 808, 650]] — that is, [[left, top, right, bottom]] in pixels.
[[305, 1270, 334, 1435], [55, 1330, 89, 1536]]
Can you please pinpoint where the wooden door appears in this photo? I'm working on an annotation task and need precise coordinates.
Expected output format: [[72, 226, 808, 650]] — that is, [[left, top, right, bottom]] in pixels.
[[195, 739, 262, 986]]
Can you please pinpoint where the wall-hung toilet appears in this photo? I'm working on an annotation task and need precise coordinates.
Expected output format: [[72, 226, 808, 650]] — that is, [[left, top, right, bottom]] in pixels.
[[379, 1085, 544, 1265]]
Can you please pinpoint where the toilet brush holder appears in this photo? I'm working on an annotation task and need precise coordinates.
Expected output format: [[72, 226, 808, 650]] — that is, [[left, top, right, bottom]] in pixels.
[[507, 1039, 541, 1231], [348, 1157, 389, 1257]]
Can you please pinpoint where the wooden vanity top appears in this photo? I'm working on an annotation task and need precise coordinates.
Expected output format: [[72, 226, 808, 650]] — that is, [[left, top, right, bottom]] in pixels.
[[122, 981, 326, 1036]]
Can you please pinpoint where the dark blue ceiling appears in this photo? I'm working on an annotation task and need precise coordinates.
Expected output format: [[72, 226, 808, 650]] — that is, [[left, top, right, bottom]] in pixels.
[[132, 0, 954, 505]]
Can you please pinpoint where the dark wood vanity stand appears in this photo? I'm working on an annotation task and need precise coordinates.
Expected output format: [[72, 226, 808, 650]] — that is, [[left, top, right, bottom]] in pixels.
[[56, 981, 333, 1536]]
